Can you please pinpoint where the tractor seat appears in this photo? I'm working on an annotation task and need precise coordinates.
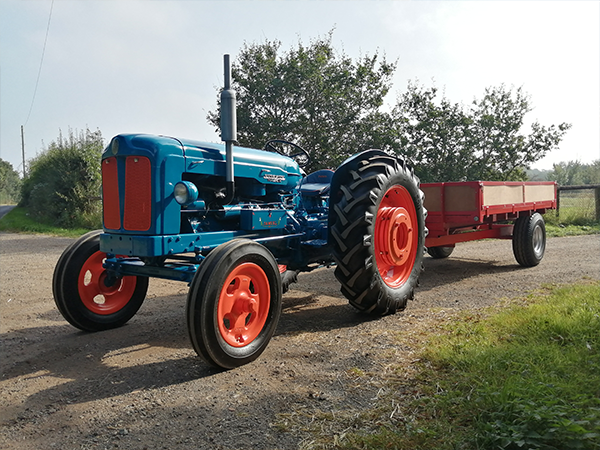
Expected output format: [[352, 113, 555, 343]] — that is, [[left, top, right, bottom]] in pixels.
[[299, 169, 334, 196]]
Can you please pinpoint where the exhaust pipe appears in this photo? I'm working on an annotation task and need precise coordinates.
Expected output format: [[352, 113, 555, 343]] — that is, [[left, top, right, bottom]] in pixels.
[[220, 54, 236, 205]]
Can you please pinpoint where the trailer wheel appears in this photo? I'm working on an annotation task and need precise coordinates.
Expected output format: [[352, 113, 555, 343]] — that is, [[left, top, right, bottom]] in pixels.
[[427, 246, 454, 259], [512, 213, 546, 267], [329, 150, 426, 315], [187, 239, 282, 369], [52, 230, 148, 331]]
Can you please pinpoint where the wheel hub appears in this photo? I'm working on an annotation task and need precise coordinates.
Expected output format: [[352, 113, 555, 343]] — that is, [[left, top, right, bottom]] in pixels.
[[218, 263, 270, 347], [78, 251, 137, 315], [376, 206, 413, 267]]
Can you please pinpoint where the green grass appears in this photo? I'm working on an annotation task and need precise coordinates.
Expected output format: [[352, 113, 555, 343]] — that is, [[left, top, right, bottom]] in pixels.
[[0, 206, 93, 238], [338, 283, 600, 450], [545, 222, 600, 237]]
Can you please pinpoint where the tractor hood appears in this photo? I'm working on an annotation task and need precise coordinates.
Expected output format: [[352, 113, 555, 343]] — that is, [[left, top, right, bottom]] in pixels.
[[103, 134, 303, 191]]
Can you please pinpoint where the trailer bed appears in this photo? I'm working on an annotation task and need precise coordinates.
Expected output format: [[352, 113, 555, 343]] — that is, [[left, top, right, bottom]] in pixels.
[[422, 181, 556, 248]]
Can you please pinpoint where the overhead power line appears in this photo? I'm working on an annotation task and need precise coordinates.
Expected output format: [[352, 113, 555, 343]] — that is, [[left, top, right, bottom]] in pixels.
[[24, 0, 55, 127]]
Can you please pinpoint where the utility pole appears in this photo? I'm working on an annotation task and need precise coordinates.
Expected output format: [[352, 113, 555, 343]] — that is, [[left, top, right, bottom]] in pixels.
[[21, 125, 26, 177]]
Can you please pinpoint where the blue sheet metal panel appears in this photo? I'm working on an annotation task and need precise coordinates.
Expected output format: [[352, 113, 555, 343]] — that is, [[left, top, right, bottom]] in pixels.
[[100, 231, 266, 257], [100, 233, 164, 256], [181, 140, 303, 191], [240, 209, 287, 230]]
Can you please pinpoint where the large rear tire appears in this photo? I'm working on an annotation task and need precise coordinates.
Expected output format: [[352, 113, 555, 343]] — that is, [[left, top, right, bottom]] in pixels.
[[52, 230, 149, 331], [186, 239, 282, 369], [512, 213, 546, 267], [329, 150, 426, 315]]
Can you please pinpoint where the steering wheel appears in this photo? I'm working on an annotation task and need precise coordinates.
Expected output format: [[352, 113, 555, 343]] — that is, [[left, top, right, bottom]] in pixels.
[[263, 139, 311, 168]]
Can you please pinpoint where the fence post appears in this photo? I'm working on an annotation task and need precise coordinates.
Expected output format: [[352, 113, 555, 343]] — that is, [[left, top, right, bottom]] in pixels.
[[595, 187, 600, 221], [556, 187, 560, 218]]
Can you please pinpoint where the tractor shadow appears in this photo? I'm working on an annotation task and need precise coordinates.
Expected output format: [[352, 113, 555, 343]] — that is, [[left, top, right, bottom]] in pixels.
[[2, 255, 523, 410], [1, 293, 213, 410], [2, 286, 366, 410]]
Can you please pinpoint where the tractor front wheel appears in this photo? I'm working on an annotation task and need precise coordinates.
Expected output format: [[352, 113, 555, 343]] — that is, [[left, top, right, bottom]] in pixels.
[[186, 239, 282, 369], [329, 150, 426, 315], [52, 230, 149, 331]]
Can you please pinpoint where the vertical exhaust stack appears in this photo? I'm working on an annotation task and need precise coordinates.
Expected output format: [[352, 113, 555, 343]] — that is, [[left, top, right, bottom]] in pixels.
[[220, 54, 236, 204]]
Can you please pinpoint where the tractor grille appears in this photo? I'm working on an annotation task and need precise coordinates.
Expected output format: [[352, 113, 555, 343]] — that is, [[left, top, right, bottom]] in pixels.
[[102, 157, 120, 230], [102, 156, 152, 231]]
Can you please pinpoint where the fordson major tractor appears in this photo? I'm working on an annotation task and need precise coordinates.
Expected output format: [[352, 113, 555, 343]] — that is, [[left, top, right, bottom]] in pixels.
[[53, 55, 555, 369]]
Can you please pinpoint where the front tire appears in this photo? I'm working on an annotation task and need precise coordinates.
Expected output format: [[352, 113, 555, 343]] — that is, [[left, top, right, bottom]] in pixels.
[[512, 213, 546, 267], [186, 239, 282, 369], [329, 150, 426, 315], [52, 230, 149, 331]]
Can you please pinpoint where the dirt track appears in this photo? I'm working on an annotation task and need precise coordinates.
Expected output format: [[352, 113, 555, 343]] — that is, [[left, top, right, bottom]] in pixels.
[[1, 232, 599, 449]]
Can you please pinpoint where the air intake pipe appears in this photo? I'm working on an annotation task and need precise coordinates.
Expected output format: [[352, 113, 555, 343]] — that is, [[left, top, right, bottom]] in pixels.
[[219, 54, 236, 205]]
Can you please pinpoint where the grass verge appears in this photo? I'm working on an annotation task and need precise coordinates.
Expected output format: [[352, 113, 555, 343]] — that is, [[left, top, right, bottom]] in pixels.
[[294, 283, 600, 450], [545, 222, 600, 237], [0, 206, 92, 238], [544, 211, 600, 237]]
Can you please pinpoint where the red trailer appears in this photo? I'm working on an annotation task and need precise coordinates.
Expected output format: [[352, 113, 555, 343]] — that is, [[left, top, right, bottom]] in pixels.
[[422, 181, 557, 266]]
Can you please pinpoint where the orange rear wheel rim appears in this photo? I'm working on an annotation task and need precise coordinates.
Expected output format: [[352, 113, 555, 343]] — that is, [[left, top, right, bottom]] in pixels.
[[374, 185, 419, 288]]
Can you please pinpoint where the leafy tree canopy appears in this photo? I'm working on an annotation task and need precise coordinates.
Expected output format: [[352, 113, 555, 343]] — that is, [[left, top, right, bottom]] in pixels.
[[549, 159, 600, 186], [391, 83, 572, 182], [207, 31, 396, 171], [20, 128, 103, 228], [208, 32, 571, 182]]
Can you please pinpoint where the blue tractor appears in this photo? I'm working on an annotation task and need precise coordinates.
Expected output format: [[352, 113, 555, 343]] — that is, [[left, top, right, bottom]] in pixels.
[[53, 56, 426, 368]]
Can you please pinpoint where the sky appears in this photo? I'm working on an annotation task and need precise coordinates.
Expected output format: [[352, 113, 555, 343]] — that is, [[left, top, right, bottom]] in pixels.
[[1, 0, 598, 176]]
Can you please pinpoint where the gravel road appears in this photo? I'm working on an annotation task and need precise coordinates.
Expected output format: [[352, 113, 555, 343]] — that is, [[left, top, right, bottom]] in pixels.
[[1, 232, 598, 450]]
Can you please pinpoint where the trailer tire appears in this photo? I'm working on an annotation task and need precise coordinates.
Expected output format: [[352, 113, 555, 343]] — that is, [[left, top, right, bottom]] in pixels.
[[427, 246, 454, 259], [329, 150, 426, 315], [52, 230, 148, 331], [187, 239, 282, 369], [512, 213, 546, 267]]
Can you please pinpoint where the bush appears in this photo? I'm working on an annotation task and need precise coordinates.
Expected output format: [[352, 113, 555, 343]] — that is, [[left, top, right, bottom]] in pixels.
[[0, 159, 21, 204], [20, 128, 103, 229]]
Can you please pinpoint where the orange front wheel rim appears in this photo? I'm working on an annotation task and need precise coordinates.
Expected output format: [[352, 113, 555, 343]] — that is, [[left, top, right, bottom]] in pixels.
[[78, 251, 137, 315], [217, 263, 270, 347]]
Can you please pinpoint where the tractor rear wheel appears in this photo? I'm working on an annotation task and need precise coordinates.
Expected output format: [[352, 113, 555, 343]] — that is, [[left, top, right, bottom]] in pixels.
[[512, 213, 546, 267], [52, 230, 149, 331], [329, 150, 426, 315], [186, 239, 282, 369]]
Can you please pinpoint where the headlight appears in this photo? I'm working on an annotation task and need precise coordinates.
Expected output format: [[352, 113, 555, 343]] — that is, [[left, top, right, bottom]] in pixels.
[[111, 138, 119, 155], [174, 181, 199, 205]]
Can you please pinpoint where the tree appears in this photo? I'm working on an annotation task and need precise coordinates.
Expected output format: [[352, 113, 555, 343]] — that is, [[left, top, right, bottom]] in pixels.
[[0, 159, 21, 204], [468, 86, 571, 181], [20, 128, 103, 228], [207, 32, 396, 171], [389, 83, 475, 183], [208, 34, 571, 180], [390, 84, 571, 182], [549, 160, 600, 185]]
